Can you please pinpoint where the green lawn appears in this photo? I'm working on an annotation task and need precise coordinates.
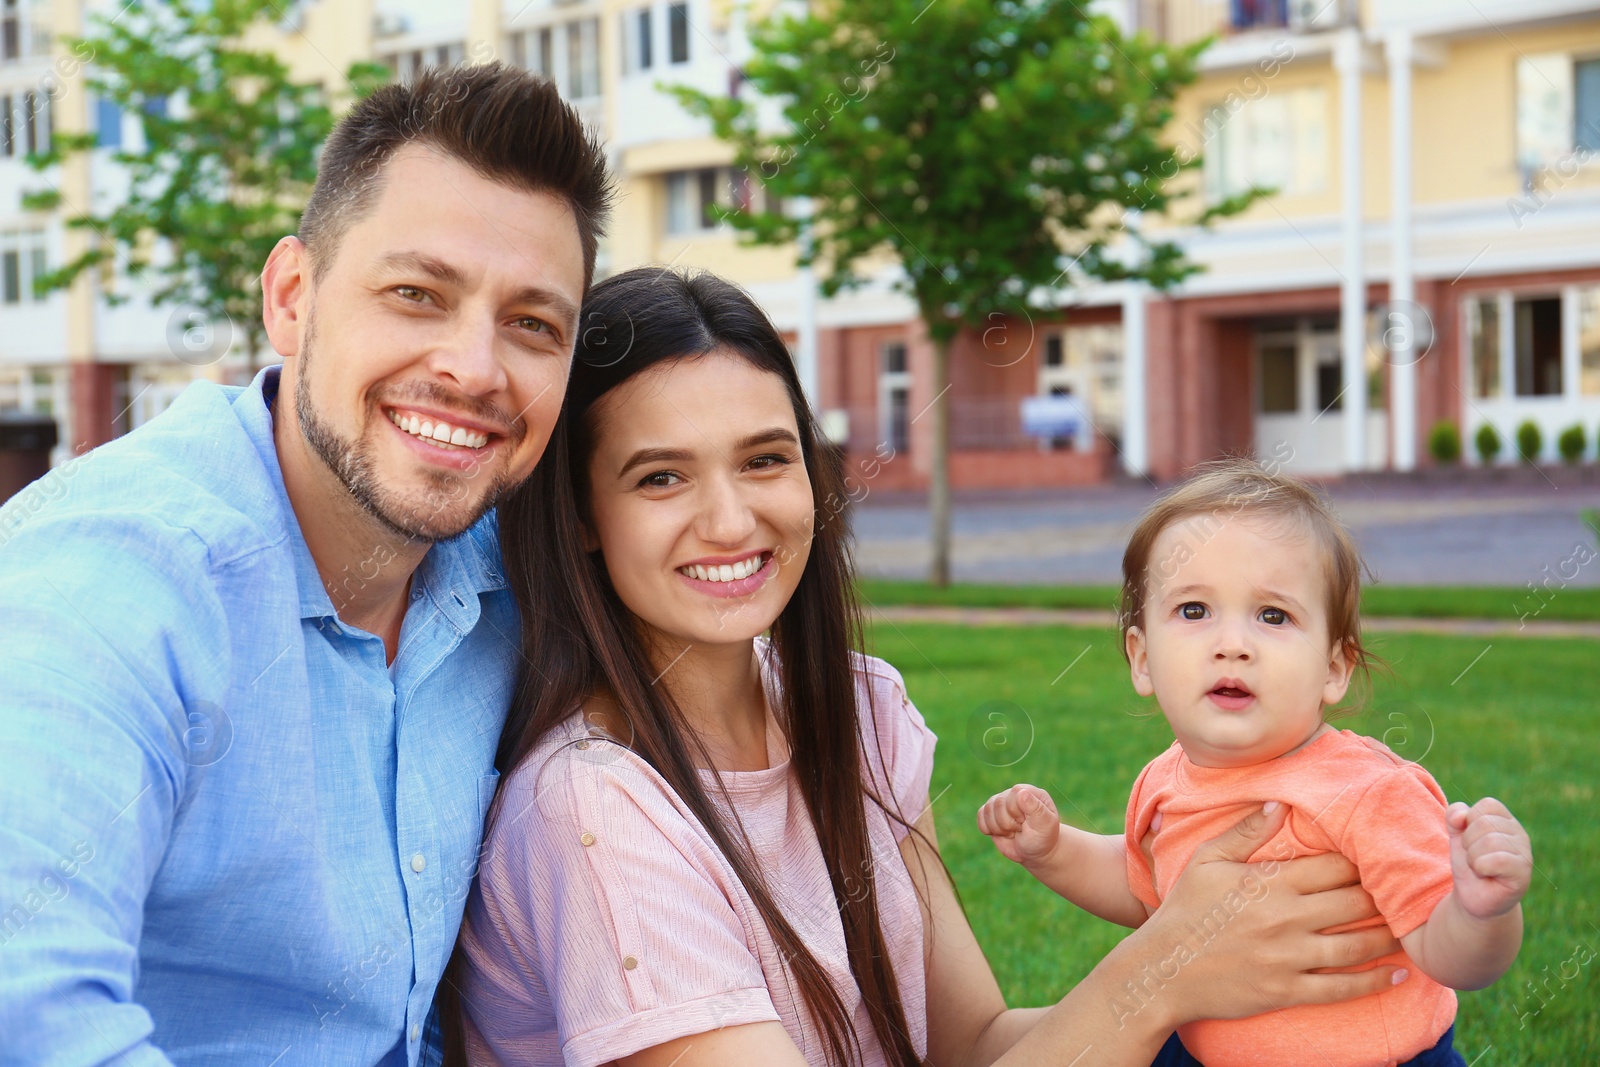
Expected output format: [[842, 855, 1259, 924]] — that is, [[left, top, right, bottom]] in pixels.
[[858, 579, 1600, 622], [863, 621, 1599, 1059]]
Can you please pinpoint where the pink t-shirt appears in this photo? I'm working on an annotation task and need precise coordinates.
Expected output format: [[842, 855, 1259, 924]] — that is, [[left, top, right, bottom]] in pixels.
[[456, 648, 936, 1066]]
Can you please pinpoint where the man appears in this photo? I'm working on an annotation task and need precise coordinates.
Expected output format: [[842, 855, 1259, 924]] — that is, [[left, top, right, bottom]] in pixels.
[[0, 64, 611, 1064]]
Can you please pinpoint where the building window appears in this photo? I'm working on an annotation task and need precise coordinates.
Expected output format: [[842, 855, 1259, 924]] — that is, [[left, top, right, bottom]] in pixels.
[[95, 96, 122, 149], [1517, 53, 1600, 165], [1229, 0, 1288, 31], [879, 341, 911, 454], [1513, 295, 1563, 397], [379, 43, 464, 81], [668, 2, 690, 64], [1259, 342, 1297, 413], [662, 166, 776, 235], [1039, 324, 1123, 446], [0, 229, 46, 304], [1468, 298, 1502, 399], [567, 17, 600, 98], [1204, 86, 1327, 201], [510, 26, 555, 79], [0, 367, 64, 420], [1578, 58, 1600, 152], [1581, 288, 1600, 396], [2, 0, 20, 62], [1, 90, 51, 159], [622, 6, 653, 76]]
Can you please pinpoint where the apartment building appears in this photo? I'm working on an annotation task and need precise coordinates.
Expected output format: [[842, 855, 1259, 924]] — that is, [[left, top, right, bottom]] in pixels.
[[6, 0, 1600, 487]]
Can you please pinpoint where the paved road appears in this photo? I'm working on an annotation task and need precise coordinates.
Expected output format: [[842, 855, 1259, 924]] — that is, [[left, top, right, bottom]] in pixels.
[[852, 479, 1600, 587], [870, 605, 1600, 639]]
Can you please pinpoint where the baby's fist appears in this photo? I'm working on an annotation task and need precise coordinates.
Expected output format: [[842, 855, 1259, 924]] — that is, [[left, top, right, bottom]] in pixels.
[[1447, 797, 1532, 920], [977, 784, 1061, 868]]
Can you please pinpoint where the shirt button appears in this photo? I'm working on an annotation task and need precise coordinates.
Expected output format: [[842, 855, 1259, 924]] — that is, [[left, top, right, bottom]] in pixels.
[[410, 1023, 421, 1042], [580, 832, 596, 847], [622, 955, 638, 970], [410, 853, 426, 873]]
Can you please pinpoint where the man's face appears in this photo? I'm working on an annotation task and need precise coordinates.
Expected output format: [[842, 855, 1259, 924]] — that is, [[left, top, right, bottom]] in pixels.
[[284, 144, 585, 542]]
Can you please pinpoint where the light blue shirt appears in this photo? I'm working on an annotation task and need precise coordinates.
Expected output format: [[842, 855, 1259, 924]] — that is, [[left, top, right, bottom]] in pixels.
[[0, 367, 518, 1065]]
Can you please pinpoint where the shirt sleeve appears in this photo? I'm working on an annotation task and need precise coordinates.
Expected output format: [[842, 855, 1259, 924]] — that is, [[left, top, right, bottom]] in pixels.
[[859, 658, 938, 842], [1124, 756, 1164, 911], [466, 744, 782, 1067], [1337, 763, 1454, 938], [0, 514, 225, 1066]]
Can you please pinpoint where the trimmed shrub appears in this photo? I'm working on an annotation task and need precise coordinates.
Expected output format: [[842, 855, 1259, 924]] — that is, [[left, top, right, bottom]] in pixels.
[[1516, 420, 1543, 463], [1428, 420, 1462, 464], [1475, 422, 1502, 464], [1558, 423, 1587, 464]]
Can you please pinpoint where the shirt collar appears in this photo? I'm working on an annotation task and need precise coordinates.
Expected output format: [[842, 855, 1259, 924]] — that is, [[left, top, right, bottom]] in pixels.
[[239, 366, 507, 625]]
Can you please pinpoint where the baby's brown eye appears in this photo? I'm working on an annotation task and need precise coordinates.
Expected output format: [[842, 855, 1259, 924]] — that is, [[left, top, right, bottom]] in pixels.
[[1260, 607, 1288, 625], [1180, 603, 1207, 621]]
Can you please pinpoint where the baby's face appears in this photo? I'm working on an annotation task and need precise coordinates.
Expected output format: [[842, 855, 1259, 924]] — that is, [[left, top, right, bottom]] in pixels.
[[1126, 512, 1353, 769]]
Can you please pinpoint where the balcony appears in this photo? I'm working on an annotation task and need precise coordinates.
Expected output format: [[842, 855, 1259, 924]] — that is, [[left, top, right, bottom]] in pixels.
[[1135, 0, 1352, 48]]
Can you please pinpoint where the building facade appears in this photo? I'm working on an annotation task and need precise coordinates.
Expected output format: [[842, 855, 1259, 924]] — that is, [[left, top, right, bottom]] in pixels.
[[5, 0, 1600, 486]]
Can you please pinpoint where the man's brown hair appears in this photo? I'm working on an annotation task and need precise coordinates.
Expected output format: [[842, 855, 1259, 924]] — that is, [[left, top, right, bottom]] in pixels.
[[298, 63, 613, 290], [1118, 458, 1377, 693]]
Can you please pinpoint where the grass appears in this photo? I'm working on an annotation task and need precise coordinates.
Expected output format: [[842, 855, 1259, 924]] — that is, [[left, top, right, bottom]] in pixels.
[[863, 620, 1599, 1059], [858, 579, 1600, 622]]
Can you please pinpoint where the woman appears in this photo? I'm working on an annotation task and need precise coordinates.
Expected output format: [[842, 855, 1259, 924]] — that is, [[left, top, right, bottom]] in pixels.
[[447, 268, 1407, 1066]]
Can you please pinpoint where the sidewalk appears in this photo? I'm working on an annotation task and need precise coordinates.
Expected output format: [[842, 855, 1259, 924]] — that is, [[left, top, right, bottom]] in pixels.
[[868, 604, 1600, 638], [854, 480, 1600, 586]]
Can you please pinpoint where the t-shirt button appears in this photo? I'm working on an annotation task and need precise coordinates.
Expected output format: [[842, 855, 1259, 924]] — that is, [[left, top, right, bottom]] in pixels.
[[410, 853, 426, 873], [580, 832, 596, 847], [410, 1023, 421, 1042], [622, 955, 638, 970]]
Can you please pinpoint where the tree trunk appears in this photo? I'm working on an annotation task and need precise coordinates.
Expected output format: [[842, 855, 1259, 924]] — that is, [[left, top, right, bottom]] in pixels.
[[929, 334, 952, 588]]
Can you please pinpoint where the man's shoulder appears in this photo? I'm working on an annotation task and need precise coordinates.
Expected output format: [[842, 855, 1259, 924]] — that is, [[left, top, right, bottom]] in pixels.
[[0, 378, 287, 571]]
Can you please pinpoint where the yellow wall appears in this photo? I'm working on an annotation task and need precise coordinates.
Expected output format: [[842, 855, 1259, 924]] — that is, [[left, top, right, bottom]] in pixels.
[[1410, 21, 1600, 205], [1163, 17, 1600, 230], [244, 0, 375, 97]]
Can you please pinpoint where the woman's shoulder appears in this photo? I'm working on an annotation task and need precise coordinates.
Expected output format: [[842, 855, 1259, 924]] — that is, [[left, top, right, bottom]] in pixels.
[[849, 649, 912, 701], [490, 709, 686, 848]]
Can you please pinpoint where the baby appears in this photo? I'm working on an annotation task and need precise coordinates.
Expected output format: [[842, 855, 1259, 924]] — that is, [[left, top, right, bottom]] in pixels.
[[978, 460, 1531, 1067]]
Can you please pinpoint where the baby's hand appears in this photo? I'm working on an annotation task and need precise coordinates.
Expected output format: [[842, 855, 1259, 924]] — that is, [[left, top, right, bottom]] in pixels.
[[977, 784, 1061, 868], [1447, 797, 1532, 919]]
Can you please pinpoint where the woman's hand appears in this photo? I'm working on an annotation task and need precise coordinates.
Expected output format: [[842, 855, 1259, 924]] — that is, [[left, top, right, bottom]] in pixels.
[[1137, 802, 1408, 1027]]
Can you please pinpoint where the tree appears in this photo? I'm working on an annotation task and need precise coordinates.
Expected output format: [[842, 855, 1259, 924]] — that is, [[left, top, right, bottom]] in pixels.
[[676, 0, 1258, 586], [24, 0, 387, 368]]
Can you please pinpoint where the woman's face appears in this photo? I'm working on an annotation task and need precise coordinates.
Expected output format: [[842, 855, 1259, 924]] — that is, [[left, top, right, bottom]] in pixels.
[[584, 348, 815, 653]]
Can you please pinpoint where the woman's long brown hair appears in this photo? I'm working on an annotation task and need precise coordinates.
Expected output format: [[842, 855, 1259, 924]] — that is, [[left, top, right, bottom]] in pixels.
[[441, 268, 920, 1066]]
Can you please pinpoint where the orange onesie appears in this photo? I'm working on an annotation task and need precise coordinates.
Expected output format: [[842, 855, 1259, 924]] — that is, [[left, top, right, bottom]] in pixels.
[[1123, 729, 1457, 1067]]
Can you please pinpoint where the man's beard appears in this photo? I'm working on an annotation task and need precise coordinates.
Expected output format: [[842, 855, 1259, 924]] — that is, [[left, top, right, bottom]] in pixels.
[[294, 316, 519, 543]]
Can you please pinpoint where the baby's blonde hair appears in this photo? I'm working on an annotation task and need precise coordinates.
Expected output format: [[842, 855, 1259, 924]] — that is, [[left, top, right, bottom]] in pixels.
[[1117, 458, 1378, 699]]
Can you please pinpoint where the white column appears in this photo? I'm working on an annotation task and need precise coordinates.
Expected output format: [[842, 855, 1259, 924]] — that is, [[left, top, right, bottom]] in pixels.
[[793, 196, 820, 411], [1121, 283, 1148, 476], [1337, 28, 1368, 472], [1388, 28, 1417, 471]]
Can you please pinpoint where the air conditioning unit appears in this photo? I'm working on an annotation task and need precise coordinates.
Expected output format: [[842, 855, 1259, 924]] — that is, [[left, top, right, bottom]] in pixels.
[[373, 12, 412, 38], [1288, 0, 1353, 32]]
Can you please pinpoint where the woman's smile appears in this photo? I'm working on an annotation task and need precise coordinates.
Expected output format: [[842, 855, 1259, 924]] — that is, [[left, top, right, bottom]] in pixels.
[[675, 550, 778, 597]]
